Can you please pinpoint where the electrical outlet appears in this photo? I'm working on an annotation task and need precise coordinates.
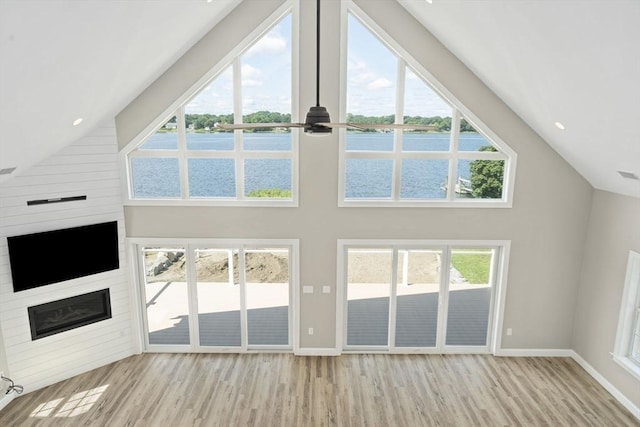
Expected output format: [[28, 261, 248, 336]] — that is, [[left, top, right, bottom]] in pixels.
[[308, 327, 314, 335], [506, 328, 513, 336]]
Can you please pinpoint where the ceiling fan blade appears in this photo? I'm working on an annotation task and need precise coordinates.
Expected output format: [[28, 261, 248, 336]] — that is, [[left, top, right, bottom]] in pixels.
[[316, 123, 436, 131], [347, 123, 436, 131], [214, 123, 305, 130]]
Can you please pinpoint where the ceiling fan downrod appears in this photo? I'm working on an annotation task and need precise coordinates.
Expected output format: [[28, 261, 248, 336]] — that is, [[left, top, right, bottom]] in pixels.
[[304, 0, 332, 134]]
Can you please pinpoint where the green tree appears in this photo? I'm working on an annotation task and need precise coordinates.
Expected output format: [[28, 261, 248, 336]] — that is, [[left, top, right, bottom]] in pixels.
[[459, 118, 476, 132], [247, 188, 292, 198], [469, 146, 504, 199]]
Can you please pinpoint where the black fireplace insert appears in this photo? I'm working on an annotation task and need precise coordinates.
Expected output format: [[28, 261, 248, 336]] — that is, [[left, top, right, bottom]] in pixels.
[[28, 289, 112, 340]]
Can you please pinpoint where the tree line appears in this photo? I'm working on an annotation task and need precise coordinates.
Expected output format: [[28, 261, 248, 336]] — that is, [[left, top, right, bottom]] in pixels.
[[168, 111, 477, 132], [346, 114, 476, 132]]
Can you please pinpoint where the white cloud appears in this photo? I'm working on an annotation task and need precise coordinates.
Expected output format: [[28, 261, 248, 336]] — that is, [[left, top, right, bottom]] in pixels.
[[241, 64, 261, 79], [242, 79, 262, 88], [350, 72, 375, 85], [367, 78, 393, 90], [406, 70, 419, 80], [245, 33, 287, 57], [241, 64, 263, 87], [347, 59, 367, 72]]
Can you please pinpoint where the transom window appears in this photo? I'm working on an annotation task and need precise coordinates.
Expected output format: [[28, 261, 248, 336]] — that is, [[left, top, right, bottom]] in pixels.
[[339, 11, 515, 207], [126, 13, 296, 206]]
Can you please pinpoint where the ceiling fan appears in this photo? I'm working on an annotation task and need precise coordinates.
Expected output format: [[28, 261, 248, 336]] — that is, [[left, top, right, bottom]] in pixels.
[[215, 0, 434, 135]]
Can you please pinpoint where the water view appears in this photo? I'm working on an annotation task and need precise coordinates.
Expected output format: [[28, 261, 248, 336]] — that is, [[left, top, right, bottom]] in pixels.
[[132, 132, 494, 199]]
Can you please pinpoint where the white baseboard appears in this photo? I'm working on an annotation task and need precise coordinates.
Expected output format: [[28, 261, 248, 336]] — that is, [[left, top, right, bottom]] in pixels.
[[494, 348, 574, 357], [494, 348, 639, 421], [294, 348, 340, 356], [569, 350, 640, 421], [0, 393, 15, 412]]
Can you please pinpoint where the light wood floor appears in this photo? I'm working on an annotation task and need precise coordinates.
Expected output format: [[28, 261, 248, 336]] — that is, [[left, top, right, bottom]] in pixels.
[[1, 353, 637, 426]]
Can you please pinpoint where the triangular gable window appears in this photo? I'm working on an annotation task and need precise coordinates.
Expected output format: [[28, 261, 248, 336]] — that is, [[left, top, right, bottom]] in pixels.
[[126, 13, 295, 206], [340, 11, 515, 207]]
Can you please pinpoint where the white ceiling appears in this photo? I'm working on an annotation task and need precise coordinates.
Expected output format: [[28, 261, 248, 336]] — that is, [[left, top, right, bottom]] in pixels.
[[1, 0, 638, 198], [400, 0, 640, 198], [0, 0, 240, 183]]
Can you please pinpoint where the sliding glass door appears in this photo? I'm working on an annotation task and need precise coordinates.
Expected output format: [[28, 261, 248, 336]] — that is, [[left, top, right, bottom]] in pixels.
[[246, 248, 290, 346], [138, 240, 296, 352], [395, 249, 442, 348], [446, 248, 494, 346], [346, 249, 392, 347], [196, 249, 241, 347], [342, 242, 501, 353], [143, 247, 190, 346]]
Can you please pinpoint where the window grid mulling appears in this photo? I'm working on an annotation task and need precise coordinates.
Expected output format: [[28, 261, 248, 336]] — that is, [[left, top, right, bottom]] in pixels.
[[342, 13, 508, 203], [128, 15, 293, 202]]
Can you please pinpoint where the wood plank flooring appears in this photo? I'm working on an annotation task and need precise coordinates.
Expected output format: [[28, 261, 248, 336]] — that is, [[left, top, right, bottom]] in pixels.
[[0, 353, 637, 426]]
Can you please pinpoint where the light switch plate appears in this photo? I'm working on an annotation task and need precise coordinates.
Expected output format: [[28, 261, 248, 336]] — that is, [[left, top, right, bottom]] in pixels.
[[322, 286, 331, 294]]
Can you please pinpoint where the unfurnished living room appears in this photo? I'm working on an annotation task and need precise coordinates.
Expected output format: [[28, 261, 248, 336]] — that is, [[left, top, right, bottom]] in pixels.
[[0, 0, 638, 425]]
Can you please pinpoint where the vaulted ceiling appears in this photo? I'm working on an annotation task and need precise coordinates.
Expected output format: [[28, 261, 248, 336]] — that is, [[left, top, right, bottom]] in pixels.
[[1, 0, 638, 198]]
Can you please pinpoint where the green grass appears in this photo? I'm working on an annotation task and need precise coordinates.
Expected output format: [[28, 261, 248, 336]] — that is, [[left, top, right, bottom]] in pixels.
[[451, 251, 491, 284], [246, 188, 292, 198]]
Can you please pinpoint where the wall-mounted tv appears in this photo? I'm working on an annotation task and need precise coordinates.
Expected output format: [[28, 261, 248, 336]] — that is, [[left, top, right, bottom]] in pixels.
[[7, 221, 119, 292]]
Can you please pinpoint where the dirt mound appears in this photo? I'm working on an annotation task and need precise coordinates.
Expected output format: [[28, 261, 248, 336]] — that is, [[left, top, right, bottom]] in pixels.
[[145, 251, 289, 283]]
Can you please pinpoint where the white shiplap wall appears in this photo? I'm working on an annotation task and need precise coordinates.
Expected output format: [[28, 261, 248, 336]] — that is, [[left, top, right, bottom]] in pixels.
[[0, 120, 136, 393]]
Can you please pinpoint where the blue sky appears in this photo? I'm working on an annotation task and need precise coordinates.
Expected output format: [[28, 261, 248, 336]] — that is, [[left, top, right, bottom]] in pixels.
[[186, 15, 292, 116], [185, 13, 452, 118]]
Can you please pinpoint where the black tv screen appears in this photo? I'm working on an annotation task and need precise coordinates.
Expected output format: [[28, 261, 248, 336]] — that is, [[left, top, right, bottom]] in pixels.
[[8, 221, 119, 292]]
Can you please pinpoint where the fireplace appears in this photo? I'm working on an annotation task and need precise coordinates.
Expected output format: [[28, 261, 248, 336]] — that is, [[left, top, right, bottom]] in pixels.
[[28, 289, 112, 340]]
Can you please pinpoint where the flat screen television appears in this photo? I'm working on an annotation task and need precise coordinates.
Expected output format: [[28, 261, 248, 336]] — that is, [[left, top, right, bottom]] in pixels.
[[7, 221, 119, 292]]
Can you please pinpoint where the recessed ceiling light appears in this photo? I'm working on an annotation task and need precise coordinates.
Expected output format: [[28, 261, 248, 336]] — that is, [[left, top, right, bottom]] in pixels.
[[618, 170, 639, 180], [73, 118, 83, 126], [425, 0, 433, 3], [554, 121, 565, 130], [0, 167, 16, 175]]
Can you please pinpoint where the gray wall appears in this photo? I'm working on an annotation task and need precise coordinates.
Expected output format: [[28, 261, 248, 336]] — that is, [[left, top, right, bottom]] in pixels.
[[118, 0, 592, 349], [573, 190, 640, 408]]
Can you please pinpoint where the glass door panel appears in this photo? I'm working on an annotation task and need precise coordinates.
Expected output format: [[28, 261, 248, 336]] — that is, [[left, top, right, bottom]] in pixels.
[[245, 248, 290, 346], [395, 250, 442, 347], [346, 249, 392, 346], [195, 249, 241, 347], [446, 248, 493, 346], [143, 248, 190, 345]]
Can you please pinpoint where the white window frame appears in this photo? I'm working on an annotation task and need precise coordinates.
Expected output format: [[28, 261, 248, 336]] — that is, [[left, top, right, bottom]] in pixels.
[[128, 238, 300, 354], [336, 239, 511, 355], [121, 1, 299, 207], [338, 2, 517, 208], [612, 250, 640, 380]]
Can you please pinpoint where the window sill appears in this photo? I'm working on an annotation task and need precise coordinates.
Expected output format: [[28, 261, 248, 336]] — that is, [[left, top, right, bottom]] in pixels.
[[338, 199, 513, 208], [124, 198, 298, 208], [612, 353, 640, 381]]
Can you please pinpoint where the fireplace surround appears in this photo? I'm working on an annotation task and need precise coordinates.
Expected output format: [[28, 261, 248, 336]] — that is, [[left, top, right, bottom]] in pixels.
[[28, 289, 112, 340]]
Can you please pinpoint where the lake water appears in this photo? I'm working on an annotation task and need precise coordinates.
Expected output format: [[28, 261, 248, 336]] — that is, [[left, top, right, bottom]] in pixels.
[[132, 132, 492, 199]]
